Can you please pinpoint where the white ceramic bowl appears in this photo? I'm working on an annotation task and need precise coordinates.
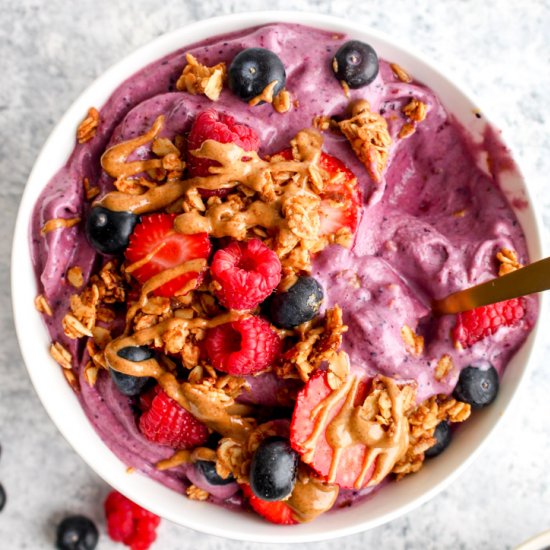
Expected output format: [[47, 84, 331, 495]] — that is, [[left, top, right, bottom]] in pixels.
[[11, 11, 545, 543]]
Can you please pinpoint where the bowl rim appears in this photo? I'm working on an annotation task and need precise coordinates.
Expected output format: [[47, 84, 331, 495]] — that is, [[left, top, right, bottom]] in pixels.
[[11, 9, 547, 543]]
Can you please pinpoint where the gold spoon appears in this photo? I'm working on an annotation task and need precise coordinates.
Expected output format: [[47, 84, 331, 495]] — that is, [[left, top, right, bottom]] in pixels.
[[432, 256, 549, 315]]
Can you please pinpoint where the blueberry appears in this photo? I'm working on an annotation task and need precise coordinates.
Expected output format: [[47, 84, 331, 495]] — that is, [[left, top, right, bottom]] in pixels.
[[56, 515, 98, 550], [0, 483, 5, 512], [110, 346, 154, 396], [268, 276, 324, 328], [332, 40, 379, 89], [453, 365, 499, 408], [85, 206, 138, 255], [249, 436, 299, 501], [425, 421, 452, 458], [228, 48, 286, 102], [117, 345, 155, 362], [195, 460, 235, 486]]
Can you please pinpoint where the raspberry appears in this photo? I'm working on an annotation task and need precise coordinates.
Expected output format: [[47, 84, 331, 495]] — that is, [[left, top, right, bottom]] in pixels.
[[204, 316, 281, 375], [452, 298, 526, 348], [210, 239, 281, 310], [187, 109, 260, 197], [138, 388, 209, 448], [104, 491, 160, 550]]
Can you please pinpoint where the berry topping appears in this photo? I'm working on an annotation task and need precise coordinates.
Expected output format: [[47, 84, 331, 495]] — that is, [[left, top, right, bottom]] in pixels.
[[105, 490, 160, 550], [210, 239, 281, 311], [250, 436, 299, 501], [187, 109, 260, 197], [241, 484, 298, 525], [195, 460, 235, 486], [290, 371, 375, 489], [332, 40, 379, 89], [110, 346, 154, 396], [425, 421, 452, 459], [138, 387, 209, 448], [117, 346, 155, 362], [452, 298, 526, 349], [317, 152, 361, 236], [228, 48, 286, 102], [204, 316, 281, 376], [277, 149, 361, 237], [268, 276, 324, 329], [0, 483, 5, 512], [125, 213, 211, 298], [86, 206, 139, 256], [110, 370, 151, 397], [453, 365, 499, 408], [56, 515, 99, 550]]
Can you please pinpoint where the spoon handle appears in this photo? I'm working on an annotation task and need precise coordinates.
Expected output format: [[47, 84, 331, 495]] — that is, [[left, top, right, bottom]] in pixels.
[[432, 255, 549, 315]]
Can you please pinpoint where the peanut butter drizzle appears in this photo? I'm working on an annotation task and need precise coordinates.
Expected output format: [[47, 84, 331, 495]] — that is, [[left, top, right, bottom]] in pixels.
[[302, 355, 413, 489], [125, 258, 206, 328], [105, 312, 253, 440], [98, 180, 188, 214], [100, 115, 165, 179], [286, 470, 339, 523]]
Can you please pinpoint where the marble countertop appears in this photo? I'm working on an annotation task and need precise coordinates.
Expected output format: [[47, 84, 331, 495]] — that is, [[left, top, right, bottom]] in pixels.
[[2, 0, 550, 548]]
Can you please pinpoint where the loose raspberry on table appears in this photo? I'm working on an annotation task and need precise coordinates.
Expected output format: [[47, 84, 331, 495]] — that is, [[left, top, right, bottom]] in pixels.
[[452, 298, 526, 349], [210, 239, 281, 311], [138, 387, 209, 449], [204, 316, 281, 375], [104, 490, 160, 550], [187, 109, 260, 197]]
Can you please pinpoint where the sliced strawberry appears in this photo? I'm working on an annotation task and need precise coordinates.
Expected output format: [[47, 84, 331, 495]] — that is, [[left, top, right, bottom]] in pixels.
[[125, 213, 210, 297], [290, 370, 375, 489], [241, 484, 298, 525], [276, 149, 361, 237]]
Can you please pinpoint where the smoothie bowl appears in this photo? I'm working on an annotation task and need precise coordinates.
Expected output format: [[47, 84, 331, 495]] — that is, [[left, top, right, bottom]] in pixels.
[[12, 11, 544, 543]]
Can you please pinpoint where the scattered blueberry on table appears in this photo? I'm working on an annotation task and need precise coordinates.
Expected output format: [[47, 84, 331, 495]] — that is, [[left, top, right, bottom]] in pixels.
[[56, 515, 99, 550]]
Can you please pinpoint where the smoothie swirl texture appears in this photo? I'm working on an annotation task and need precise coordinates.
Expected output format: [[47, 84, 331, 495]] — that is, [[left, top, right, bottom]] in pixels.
[[30, 23, 537, 518]]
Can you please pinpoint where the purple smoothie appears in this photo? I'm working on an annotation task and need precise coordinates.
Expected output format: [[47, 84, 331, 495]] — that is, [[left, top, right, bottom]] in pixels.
[[30, 23, 537, 510]]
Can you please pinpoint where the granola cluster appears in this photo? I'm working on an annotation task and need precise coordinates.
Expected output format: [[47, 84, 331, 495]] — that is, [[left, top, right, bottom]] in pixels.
[[392, 394, 471, 478]]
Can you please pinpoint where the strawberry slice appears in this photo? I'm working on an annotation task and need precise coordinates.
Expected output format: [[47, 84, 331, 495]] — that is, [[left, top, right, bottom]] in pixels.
[[290, 370, 375, 489], [125, 213, 211, 297], [241, 484, 298, 525], [276, 149, 361, 237], [187, 109, 261, 198]]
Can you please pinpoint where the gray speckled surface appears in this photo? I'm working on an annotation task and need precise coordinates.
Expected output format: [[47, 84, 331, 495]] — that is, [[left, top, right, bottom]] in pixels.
[[2, 1, 550, 548]]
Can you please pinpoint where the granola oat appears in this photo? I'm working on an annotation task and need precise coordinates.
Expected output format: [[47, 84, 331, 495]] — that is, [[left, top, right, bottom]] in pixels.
[[435, 354, 453, 381], [402, 98, 428, 122], [390, 63, 412, 83], [273, 89, 292, 113], [398, 122, 416, 140], [186, 485, 209, 501], [77, 107, 100, 143], [497, 248, 522, 276], [401, 325, 424, 357], [176, 53, 226, 101], [41, 217, 81, 235], [338, 100, 392, 183], [67, 266, 84, 288], [50, 341, 72, 370], [34, 294, 52, 316], [83, 177, 100, 200], [392, 394, 471, 478]]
